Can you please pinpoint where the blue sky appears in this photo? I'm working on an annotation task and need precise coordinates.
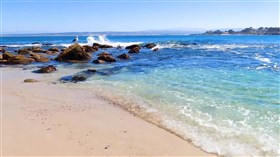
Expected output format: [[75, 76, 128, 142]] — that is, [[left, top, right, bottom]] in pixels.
[[1, 0, 279, 33]]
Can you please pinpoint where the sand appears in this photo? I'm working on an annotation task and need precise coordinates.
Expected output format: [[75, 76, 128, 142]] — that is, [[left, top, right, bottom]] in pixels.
[[1, 67, 215, 156]]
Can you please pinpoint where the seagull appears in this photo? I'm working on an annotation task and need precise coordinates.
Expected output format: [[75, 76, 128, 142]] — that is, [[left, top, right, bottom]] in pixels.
[[72, 36, 78, 43]]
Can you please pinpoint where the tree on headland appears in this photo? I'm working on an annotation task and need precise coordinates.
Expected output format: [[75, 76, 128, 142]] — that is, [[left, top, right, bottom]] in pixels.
[[203, 27, 280, 35]]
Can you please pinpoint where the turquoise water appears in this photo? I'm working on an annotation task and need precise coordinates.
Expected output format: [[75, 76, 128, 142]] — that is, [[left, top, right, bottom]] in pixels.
[[1, 35, 280, 156]]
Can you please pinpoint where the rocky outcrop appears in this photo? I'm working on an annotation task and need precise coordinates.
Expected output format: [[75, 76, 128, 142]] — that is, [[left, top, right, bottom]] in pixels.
[[117, 53, 130, 59], [144, 43, 156, 49], [29, 53, 50, 62], [82, 45, 98, 53], [97, 55, 116, 62], [55, 44, 91, 62], [2, 52, 14, 60], [35, 65, 57, 73], [128, 47, 140, 53], [18, 49, 31, 55], [92, 43, 113, 49], [48, 47, 60, 52], [0, 47, 5, 53], [32, 48, 47, 53], [5, 55, 34, 64], [125, 44, 140, 50], [153, 48, 159, 51]]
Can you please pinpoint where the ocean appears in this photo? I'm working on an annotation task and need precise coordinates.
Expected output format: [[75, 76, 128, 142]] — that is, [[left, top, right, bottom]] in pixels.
[[1, 35, 280, 156]]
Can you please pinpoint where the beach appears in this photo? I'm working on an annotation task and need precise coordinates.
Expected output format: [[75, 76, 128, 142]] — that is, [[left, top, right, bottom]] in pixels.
[[1, 67, 213, 156]]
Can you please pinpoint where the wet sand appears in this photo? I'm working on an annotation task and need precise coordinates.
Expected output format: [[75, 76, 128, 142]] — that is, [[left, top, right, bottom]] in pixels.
[[1, 67, 214, 156]]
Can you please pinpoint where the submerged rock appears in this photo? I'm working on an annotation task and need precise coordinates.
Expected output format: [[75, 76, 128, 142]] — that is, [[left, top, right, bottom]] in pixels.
[[97, 52, 111, 56], [35, 65, 57, 73], [42, 43, 53, 46], [144, 43, 156, 49], [55, 44, 91, 62], [92, 59, 106, 64], [153, 48, 159, 51], [32, 42, 41, 45], [23, 79, 39, 83], [92, 43, 113, 49], [60, 68, 97, 83], [117, 53, 130, 59]]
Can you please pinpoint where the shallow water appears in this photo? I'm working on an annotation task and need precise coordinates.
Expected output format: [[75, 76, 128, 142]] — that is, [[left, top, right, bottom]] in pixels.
[[1, 35, 280, 156]]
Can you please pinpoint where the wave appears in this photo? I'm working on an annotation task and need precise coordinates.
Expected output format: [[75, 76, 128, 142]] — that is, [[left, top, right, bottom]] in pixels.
[[254, 54, 272, 63]]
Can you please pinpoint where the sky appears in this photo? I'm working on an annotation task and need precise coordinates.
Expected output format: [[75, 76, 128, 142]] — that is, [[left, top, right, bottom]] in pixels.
[[1, 0, 279, 34]]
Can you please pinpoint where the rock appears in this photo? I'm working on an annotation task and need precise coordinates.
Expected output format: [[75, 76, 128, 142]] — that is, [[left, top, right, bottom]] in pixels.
[[42, 43, 53, 46], [117, 53, 130, 59], [0, 54, 2, 60], [82, 45, 98, 53], [61, 48, 66, 52], [92, 59, 106, 64], [6, 55, 34, 64], [32, 42, 41, 45], [0, 47, 5, 53], [35, 65, 57, 73], [92, 43, 113, 49], [128, 47, 140, 53], [46, 51, 59, 55], [144, 43, 156, 49], [32, 48, 47, 53], [2, 52, 14, 60], [29, 53, 50, 62], [60, 69, 97, 83], [97, 52, 111, 56], [153, 48, 159, 51], [55, 44, 91, 62], [18, 49, 31, 55], [97, 55, 116, 62], [125, 44, 141, 50], [23, 79, 39, 83], [87, 68, 97, 73], [117, 45, 122, 50], [71, 75, 87, 82], [48, 47, 59, 52]]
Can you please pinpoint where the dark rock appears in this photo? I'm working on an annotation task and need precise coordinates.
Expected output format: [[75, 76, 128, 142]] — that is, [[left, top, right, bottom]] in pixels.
[[48, 47, 60, 52], [153, 48, 159, 51], [97, 52, 111, 56], [125, 44, 141, 50], [42, 43, 53, 46], [72, 75, 87, 82], [32, 42, 41, 45], [23, 79, 39, 83], [55, 44, 91, 62], [0, 47, 5, 53], [2, 52, 14, 60], [191, 43, 198, 45], [61, 48, 66, 52], [128, 47, 140, 53], [82, 45, 98, 53], [92, 43, 113, 49], [86, 68, 97, 73], [92, 59, 106, 64], [117, 53, 130, 59], [97, 55, 116, 62], [35, 65, 57, 73], [117, 45, 122, 50], [0, 54, 2, 60], [29, 53, 50, 62], [144, 43, 156, 49]]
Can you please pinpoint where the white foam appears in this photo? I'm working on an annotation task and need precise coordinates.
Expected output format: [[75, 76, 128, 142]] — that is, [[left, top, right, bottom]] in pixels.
[[254, 54, 272, 63]]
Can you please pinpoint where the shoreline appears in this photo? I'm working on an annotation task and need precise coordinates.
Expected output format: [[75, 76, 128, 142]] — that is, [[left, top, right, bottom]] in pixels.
[[1, 67, 215, 156]]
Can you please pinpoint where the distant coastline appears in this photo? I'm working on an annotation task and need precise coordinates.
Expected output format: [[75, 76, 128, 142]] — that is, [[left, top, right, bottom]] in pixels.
[[202, 27, 280, 35]]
